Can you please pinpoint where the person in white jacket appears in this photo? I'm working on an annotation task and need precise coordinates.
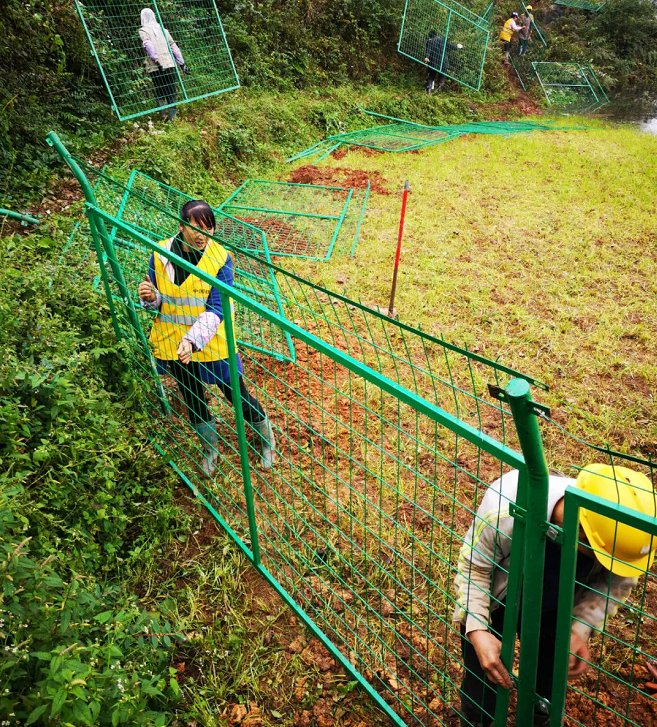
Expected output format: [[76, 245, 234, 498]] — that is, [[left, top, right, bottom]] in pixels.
[[453, 464, 657, 727], [139, 8, 189, 120]]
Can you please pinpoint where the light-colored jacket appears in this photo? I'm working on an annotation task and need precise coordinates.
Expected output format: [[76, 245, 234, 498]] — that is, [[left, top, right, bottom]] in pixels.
[[139, 9, 183, 72], [453, 470, 636, 640]]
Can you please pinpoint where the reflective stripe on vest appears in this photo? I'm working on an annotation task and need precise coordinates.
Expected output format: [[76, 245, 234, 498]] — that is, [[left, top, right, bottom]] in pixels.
[[499, 19, 516, 42], [148, 238, 235, 361]]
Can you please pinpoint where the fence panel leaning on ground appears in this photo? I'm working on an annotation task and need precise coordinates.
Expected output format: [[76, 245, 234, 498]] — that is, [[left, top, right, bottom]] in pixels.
[[49, 132, 657, 726], [74, 0, 239, 120]]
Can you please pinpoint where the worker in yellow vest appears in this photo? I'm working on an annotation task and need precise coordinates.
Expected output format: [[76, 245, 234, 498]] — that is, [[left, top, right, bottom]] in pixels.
[[499, 12, 523, 63], [138, 200, 276, 475]]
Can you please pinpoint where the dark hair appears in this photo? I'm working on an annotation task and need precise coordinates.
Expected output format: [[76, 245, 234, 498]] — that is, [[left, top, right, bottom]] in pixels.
[[180, 200, 216, 230], [429, 29, 437, 38]]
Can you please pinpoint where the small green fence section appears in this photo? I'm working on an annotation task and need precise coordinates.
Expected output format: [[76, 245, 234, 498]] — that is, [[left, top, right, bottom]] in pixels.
[[218, 179, 369, 260], [550, 465, 657, 727], [555, 0, 608, 11], [50, 131, 657, 727], [533, 62, 610, 112], [288, 111, 580, 163], [397, 0, 490, 91], [74, 0, 239, 120], [510, 3, 548, 91]]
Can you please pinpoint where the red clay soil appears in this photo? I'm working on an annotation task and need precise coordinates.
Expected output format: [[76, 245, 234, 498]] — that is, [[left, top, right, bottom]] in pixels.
[[288, 165, 390, 195]]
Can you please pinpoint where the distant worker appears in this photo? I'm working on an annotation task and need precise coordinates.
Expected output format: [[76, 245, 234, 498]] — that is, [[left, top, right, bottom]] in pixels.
[[499, 12, 523, 63], [453, 464, 657, 727], [139, 8, 190, 121], [424, 29, 464, 95], [138, 200, 277, 475], [518, 6, 535, 56]]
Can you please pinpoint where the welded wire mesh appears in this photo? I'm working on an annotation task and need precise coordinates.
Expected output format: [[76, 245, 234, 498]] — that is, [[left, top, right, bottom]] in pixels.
[[398, 0, 490, 91], [219, 180, 355, 260], [74, 0, 238, 120], [57, 159, 294, 361], [533, 62, 608, 112], [86, 199, 542, 726], [550, 453, 657, 727], [510, 3, 548, 91], [555, 0, 607, 10], [288, 116, 578, 163]]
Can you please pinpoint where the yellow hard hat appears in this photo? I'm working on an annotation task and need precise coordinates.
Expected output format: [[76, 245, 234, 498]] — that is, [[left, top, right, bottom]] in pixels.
[[525, 4, 533, 9], [576, 464, 657, 578]]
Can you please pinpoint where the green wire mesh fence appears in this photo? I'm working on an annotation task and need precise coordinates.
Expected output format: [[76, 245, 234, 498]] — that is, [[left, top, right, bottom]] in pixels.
[[398, 0, 490, 91], [54, 154, 294, 362], [510, 3, 548, 91], [74, 0, 239, 120], [218, 179, 369, 260], [533, 62, 610, 112], [550, 457, 657, 727], [288, 111, 581, 163], [49, 131, 657, 727], [555, 0, 608, 11]]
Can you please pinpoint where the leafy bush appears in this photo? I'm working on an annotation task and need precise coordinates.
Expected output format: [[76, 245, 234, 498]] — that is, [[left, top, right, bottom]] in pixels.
[[0, 487, 183, 725], [0, 227, 190, 724]]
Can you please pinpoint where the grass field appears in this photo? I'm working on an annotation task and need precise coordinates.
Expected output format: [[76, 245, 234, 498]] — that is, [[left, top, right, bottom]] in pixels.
[[287, 121, 657, 467]]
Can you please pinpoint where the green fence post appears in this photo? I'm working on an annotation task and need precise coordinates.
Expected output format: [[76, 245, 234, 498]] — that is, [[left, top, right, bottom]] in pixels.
[[505, 378, 551, 724], [221, 290, 261, 566]]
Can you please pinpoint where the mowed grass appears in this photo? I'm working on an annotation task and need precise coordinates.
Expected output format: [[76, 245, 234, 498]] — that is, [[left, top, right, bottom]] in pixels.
[[288, 122, 657, 468]]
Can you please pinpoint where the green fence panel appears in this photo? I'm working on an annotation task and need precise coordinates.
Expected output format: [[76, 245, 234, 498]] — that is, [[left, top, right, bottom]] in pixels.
[[398, 0, 490, 91], [532, 62, 609, 113], [85, 197, 559, 726], [74, 0, 239, 120], [219, 179, 361, 261], [510, 3, 548, 91], [551, 461, 657, 727], [48, 139, 294, 362], [555, 0, 608, 11]]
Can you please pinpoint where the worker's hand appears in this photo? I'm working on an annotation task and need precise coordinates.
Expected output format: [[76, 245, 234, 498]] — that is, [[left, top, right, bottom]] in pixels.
[[568, 631, 591, 678], [138, 278, 156, 302], [177, 339, 193, 365], [457, 43, 464, 49], [424, 57, 430, 63], [469, 630, 513, 689]]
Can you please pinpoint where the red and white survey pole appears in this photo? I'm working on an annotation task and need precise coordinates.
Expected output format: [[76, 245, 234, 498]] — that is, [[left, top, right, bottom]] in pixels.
[[387, 180, 410, 317]]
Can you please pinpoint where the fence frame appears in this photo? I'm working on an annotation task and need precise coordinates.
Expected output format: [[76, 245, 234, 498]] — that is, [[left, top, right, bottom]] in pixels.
[[550, 487, 657, 727], [397, 0, 491, 91], [73, 0, 240, 120], [84, 199, 559, 727]]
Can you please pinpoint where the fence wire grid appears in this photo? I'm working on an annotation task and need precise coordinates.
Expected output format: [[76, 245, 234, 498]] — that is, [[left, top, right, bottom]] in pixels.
[[288, 112, 582, 164], [533, 62, 610, 113], [510, 2, 548, 91], [219, 179, 368, 260], [555, 0, 608, 11], [398, 0, 490, 91], [50, 132, 657, 727], [74, 0, 239, 120]]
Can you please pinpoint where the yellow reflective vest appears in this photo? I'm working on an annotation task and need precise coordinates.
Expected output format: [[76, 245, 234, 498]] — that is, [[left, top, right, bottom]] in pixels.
[[499, 18, 518, 42], [148, 237, 235, 361]]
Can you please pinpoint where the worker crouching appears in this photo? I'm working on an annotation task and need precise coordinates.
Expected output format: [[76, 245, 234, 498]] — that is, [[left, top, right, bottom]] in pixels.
[[453, 464, 657, 727]]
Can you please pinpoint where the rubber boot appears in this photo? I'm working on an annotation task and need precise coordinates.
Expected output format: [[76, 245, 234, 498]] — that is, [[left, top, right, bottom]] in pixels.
[[255, 418, 276, 470], [194, 419, 219, 476], [426, 79, 435, 95], [167, 106, 177, 122]]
